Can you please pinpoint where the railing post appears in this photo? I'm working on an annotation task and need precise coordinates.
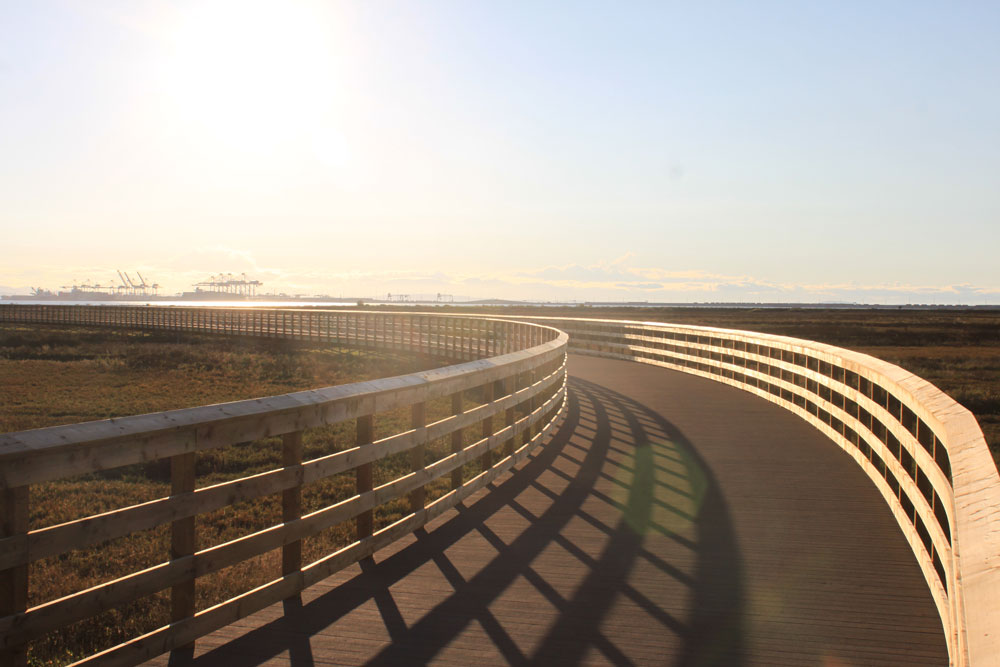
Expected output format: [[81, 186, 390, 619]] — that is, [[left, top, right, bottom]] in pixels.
[[524, 368, 538, 447], [480, 381, 495, 471], [451, 392, 464, 489], [356, 414, 375, 539], [282, 431, 304, 582], [504, 376, 516, 457], [0, 485, 28, 667], [169, 451, 197, 658], [409, 402, 427, 513]]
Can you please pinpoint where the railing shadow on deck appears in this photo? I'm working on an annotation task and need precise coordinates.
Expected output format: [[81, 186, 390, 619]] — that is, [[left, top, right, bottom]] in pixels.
[[183, 377, 745, 667]]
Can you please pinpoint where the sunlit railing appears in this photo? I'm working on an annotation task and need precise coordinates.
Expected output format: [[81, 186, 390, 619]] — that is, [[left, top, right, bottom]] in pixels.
[[500, 314, 1000, 667], [0, 306, 568, 666], [2, 305, 996, 666]]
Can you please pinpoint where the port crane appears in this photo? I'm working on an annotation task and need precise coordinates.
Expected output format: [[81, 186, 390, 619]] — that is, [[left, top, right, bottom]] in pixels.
[[115, 270, 158, 297], [193, 273, 262, 297]]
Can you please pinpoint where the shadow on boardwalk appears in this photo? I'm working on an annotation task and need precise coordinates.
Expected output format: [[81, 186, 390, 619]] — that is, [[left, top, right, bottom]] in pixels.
[[181, 376, 744, 666]]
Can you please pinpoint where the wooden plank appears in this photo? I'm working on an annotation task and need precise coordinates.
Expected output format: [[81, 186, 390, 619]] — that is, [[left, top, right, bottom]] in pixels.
[[0, 365, 564, 572], [0, 485, 27, 667], [504, 376, 516, 458], [451, 392, 464, 490], [409, 403, 427, 513], [356, 415, 374, 540], [149, 358, 939, 667], [524, 368, 538, 448], [10, 306, 971, 665], [480, 382, 494, 472], [282, 431, 303, 580], [0, 466, 296, 571], [0, 334, 568, 489], [169, 452, 196, 658], [0, 377, 570, 650]]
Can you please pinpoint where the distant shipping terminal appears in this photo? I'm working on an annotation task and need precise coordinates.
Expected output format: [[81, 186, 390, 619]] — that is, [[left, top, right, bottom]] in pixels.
[[2, 272, 274, 302]]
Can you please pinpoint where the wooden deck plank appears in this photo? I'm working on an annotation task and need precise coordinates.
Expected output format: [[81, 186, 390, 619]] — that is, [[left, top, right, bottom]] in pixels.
[[145, 354, 947, 665]]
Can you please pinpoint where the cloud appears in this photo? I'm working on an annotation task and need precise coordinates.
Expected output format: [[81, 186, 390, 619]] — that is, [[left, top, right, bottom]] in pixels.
[[460, 258, 1000, 304], [2, 252, 998, 304]]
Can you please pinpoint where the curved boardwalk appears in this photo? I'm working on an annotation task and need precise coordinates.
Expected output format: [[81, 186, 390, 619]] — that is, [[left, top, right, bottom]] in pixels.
[[151, 355, 947, 665]]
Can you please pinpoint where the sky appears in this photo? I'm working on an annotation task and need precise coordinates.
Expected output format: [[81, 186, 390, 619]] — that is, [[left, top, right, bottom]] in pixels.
[[1, 1, 998, 304]]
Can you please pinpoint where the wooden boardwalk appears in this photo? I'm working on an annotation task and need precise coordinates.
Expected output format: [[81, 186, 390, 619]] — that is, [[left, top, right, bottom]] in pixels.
[[150, 355, 947, 665]]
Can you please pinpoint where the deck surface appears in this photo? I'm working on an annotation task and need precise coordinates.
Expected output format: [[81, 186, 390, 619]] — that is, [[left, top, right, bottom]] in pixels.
[[150, 355, 948, 666]]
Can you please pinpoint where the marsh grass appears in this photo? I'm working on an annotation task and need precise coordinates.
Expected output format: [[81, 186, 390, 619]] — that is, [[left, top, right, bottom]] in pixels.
[[456, 305, 1000, 470], [0, 323, 473, 664], [14, 306, 992, 663]]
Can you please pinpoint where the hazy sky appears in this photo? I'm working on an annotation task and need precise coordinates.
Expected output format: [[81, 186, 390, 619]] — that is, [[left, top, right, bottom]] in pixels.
[[2, 1, 998, 303]]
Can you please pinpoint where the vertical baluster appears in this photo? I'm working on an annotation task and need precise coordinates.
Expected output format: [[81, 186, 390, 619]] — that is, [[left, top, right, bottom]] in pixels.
[[480, 381, 495, 471], [451, 392, 464, 489], [409, 402, 427, 513], [169, 451, 196, 658], [356, 415, 374, 539], [282, 431, 303, 584], [504, 376, 516, 457], [0, 484, 28, 667], [524, 368, 537, 447]]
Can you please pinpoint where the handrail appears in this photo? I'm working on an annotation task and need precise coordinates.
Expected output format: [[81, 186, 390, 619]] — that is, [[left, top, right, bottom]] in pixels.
[[0, 305, 568, 666], [3, 305, 995, 665], [496, 313, 999, 667]]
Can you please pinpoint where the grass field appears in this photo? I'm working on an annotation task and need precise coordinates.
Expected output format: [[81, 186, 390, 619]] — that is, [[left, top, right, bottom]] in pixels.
[[3, 307, 998, 663], [0, 324, 475, 665]]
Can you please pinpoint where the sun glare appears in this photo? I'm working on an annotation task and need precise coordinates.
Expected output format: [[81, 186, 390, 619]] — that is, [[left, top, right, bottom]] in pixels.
[[162, 1, 342, 158]]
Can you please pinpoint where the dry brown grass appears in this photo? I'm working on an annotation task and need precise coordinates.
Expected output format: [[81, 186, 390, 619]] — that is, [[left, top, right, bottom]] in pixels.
[[0, 324, 461, 665], [11, 307, 997, 662], [435, 305, 1000, 470]]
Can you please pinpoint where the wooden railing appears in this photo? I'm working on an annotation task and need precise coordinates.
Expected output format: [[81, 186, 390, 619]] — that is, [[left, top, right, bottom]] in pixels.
[[498, 314, 1000, 667], [0, 306, 568, 666]]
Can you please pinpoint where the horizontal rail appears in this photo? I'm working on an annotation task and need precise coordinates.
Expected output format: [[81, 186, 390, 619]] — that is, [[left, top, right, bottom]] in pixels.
[[0, 376, 566, 646], [84, 384, 567, 667], [0, 362, 563, 571], [0, 305, 568, 666]]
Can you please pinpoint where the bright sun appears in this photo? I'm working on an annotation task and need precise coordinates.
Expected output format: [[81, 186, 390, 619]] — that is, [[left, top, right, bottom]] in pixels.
[[162, 1, 342, 158]]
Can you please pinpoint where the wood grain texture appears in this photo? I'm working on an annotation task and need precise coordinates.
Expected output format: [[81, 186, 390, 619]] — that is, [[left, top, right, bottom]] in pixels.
[[496, 313, 1000, 666], [2, 306, 992, 664], [146, 357, 947, 666], [0, 485, 27, 667]]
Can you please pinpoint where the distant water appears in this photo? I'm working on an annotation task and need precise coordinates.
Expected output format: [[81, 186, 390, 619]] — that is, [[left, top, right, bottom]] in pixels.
[[2, 299, 994, 310], [0, 300, 357, 308]]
